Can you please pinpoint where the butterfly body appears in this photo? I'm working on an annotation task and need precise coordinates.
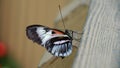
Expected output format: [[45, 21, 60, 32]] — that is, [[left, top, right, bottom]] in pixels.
[[26, 25, 72, 58]]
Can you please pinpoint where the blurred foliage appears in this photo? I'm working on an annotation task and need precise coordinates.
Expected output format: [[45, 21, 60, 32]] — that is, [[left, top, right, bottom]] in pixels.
[[0, 55, 20, 68]]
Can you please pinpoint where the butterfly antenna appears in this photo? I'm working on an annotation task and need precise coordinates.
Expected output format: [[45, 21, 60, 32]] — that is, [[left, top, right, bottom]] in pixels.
[[58, 5, 66, 31]]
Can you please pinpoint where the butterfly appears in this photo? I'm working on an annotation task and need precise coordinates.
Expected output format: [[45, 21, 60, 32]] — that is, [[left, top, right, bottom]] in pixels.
[[26, 5, 82, 59], [26, 25, 76, 58]]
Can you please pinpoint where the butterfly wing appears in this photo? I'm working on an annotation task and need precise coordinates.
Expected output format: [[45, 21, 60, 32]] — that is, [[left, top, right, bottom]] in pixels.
[[26, 25, 72, 57], [26, 25, 43, 45], [45, 36, 72, 57]]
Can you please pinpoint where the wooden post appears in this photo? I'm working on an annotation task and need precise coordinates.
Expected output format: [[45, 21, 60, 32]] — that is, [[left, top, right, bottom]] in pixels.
[[73, 0, 120, 68]]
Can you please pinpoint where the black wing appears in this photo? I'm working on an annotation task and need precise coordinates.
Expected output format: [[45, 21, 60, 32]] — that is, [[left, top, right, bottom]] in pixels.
[[45, 36, 72, 57], [26, 25, 43, 45]]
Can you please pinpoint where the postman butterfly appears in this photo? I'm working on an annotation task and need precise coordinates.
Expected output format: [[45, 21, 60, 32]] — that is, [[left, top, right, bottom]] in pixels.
[[26, 25, 75, 58], [26, 5, 82, 58]]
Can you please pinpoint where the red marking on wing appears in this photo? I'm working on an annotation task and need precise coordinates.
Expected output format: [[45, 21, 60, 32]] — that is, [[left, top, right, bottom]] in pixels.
[[53, 30, 64, 35]]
